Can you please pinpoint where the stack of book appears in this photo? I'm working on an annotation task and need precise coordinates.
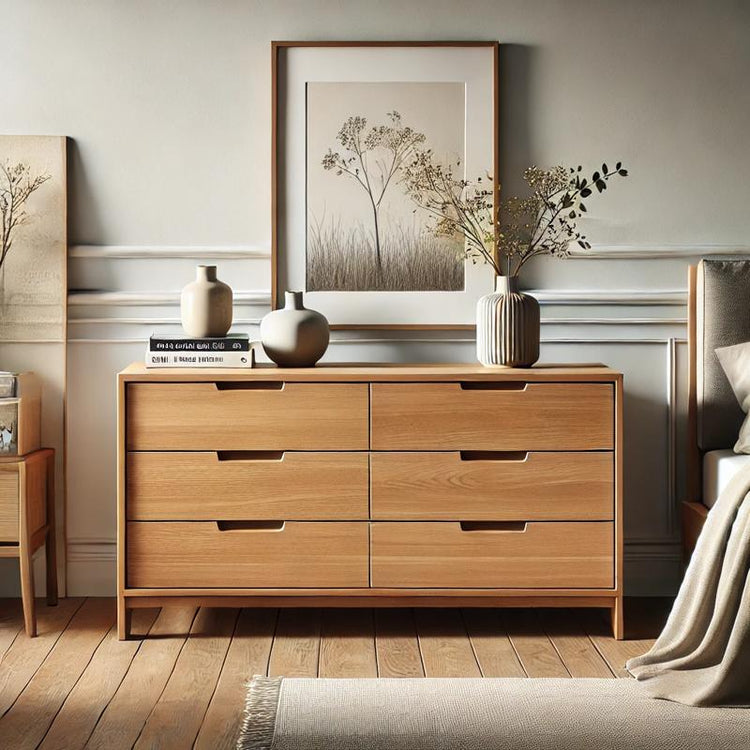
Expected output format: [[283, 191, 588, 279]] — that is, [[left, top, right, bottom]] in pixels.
[[145, 333, 256, 368]]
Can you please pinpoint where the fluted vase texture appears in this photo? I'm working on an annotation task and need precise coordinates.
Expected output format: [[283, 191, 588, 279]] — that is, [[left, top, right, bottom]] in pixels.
[[476, 275, 540, 367]]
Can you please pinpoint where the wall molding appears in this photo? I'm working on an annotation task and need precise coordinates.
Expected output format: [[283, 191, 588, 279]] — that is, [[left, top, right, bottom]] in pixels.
[[567, 244, 749, 259], [68, 290, 271, 306], [69, 244, 270, 259]]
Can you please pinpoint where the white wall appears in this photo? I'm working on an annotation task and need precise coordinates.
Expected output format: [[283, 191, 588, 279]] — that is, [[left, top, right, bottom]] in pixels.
[[2, 0, 749, 595]]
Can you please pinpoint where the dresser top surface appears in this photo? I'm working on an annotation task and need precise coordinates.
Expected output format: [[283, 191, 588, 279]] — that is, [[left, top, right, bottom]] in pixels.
[[120, 362, 621, 383]]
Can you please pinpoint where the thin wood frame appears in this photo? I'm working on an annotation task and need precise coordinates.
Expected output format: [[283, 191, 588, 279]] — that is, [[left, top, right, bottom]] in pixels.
[[271, 40, 500, 330]]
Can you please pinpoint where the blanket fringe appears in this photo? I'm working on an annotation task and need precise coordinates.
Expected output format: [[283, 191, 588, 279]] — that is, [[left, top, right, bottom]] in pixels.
[[237, 675, 282, 750]]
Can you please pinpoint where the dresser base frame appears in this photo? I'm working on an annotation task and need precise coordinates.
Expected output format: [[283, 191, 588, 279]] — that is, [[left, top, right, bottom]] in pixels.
[[118, 590, 623, 640]]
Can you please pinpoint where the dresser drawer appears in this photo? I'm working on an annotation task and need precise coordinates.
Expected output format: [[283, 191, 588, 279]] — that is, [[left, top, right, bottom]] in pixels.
[[127, 451, 369, 520], [370, 382, 613, 450], [127, 521, 368, 588], [127, 382, 368, 450], [0, 468, 19, 542], [371, 521, 614, 589], [371, 452, 613, 521]]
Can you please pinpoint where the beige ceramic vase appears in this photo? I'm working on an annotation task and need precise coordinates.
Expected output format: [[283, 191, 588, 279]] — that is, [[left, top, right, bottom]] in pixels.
[[180, 265, 233, 337]]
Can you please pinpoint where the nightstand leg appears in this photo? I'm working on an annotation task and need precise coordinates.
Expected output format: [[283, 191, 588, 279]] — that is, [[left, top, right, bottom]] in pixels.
[[45, 452, 58, 606], [118, 597, 131, 640], [612, 597, 624, 640], [19, 534, 36, 637]]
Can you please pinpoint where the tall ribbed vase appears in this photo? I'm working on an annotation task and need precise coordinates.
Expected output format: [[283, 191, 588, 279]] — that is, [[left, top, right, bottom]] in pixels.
[[476, 275, 540, 367]]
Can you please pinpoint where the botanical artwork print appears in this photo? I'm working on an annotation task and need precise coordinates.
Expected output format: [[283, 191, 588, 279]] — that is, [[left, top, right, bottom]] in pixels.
[[0, 401, 18, 454], [306, 82, 466, 292], [0, 136, 66, 341]]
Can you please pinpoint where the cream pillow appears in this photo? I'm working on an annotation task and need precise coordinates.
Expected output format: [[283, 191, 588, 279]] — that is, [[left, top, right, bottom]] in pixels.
[[716, 341, 750, 454]]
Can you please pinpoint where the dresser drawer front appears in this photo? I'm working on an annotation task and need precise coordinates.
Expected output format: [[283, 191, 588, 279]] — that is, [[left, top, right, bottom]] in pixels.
[[128, 451, 369, 520], [0, 469, 19, 542], [127, 382, 368, 450], [371, 452, 613, 521], [370, 383, 613, 450], [371, 521, 614, 589], [127, 521, 368, 588]]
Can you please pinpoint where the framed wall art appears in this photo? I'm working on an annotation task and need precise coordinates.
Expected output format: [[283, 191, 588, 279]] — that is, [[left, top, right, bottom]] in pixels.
[[272, 41, 499, 328]]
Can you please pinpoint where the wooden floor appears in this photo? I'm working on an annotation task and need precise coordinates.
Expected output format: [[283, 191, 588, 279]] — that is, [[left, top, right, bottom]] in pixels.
[[0, 597, 671, 750]]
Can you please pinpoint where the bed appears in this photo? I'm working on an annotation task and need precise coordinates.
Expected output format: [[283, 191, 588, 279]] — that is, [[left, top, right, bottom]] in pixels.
[[683, 259, 750, 556]]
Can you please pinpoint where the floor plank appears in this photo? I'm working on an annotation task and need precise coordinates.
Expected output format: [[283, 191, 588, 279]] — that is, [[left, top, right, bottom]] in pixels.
[[0, 598, 115, 750], [319, 609, 377, 678], [0, 599, 24, 663], [39, 608, 159, 750], [84, 606, 197, 750], [542, 609, 614, 678], [268, 609, 320, 678], [134, 607, 239, 750], [0, 597, 84, 718], [463, 609, 525, 678], [374, 609, 424, 678], [415, 609, 481, 677], [195, 608, 278, 750], [504, 609, 570, 678]]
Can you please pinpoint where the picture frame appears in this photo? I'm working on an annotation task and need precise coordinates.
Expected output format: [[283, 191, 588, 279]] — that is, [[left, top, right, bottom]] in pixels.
[[271, 41, 499, 329]]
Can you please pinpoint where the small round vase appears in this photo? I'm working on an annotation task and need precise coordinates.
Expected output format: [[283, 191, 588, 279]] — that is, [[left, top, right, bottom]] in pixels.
[[260, 291, 330, 367], [180, 265, 233, 337], [476, 276, 540, 367]]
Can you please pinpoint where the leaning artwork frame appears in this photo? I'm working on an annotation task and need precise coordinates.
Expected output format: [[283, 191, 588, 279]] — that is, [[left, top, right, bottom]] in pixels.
[[272, 41, 499, 329]]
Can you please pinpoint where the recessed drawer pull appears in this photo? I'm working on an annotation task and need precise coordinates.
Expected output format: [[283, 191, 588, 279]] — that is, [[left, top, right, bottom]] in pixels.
[[460, 381, 528, 391], [216, 451, 285, 462], [459, 451, 529, 462], [214, 381, 285, 391], [216, 520, 285, 532], [459, 521, 527, 533]]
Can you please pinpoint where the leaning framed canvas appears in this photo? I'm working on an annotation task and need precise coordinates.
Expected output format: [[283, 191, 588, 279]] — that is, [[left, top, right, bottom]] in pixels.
[[272, 41, 499, 328]]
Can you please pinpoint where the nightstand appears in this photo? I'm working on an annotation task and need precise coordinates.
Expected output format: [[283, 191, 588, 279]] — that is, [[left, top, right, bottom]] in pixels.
[[0, 448, 57, 636]]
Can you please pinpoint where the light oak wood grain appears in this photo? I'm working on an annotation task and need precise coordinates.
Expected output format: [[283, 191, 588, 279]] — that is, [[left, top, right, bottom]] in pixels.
[[127, 382, 368, 450], [374, 609, 424, 678], [127, 521, 369, 589], [0, 597, 83, 718], [268, 609, 321, 677], [39, 609, 159, 750], [371, 382, 614, 450], [462, 609, 525, 677], [541, 609, 614, 678], [195, 608, 278, 750], [0, 599, 24, 662], [134, 608, 239, 750], [0, 598, 114, 749], [85, 606, 198, 750], [505, 610, 570, 678], [371, 521, 614, 589], [371, 451, 613, 521], [415, 609, 481, 677], [319, 609, 377, 677], [128, 451, 369, 521]]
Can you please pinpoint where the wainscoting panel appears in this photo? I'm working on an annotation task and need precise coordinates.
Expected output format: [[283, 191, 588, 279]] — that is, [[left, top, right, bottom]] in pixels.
[[59, 247, 705, 596]]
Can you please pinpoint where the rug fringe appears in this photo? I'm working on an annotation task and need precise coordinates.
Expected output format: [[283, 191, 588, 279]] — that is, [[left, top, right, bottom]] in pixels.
[[237, 675, 282, 750]]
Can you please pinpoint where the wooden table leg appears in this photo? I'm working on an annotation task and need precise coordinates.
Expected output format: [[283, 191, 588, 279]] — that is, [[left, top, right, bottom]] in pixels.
[[19, 462, 36, 637], [44, 451, 58, 606], [118, 596, 131, 640]]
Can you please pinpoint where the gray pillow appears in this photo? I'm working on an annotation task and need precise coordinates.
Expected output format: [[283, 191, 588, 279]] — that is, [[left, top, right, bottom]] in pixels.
[[716, 341, 750, 454]]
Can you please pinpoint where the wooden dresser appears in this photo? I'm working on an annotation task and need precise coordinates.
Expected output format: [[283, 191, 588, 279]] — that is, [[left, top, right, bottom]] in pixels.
[[117, 363, 623, 639]]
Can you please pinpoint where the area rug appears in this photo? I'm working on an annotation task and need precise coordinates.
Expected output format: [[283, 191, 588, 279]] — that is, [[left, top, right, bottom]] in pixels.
[[238, 676, 750, 750]]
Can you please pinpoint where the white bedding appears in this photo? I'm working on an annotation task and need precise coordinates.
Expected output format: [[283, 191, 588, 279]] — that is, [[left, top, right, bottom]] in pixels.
[[702, 449, 750, 508]]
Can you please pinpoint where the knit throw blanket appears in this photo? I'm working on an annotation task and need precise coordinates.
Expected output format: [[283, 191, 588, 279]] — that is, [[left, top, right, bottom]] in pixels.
[[627, 463, 750, 706]]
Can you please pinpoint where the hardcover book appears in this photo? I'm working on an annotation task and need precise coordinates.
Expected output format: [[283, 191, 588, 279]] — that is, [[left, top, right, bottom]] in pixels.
[[145, 348, 256, 368], [149, 333, 251, 352]]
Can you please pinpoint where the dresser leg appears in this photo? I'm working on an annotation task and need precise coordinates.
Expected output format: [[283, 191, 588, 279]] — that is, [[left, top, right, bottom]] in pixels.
[[118, 598, 131, 640], [45, 452, 58, 606], [611, 597, 624, 640]]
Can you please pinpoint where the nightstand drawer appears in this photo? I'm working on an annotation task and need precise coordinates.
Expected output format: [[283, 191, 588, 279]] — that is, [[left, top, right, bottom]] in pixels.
[[128, 451, 369, 520], [371, 521, 614, 589], [371, 452, 613, 521], [127, 382, 368, 450], [127, 521, 369, 588], [370, 382, 613, 450], [0, 468, 19, 542]]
